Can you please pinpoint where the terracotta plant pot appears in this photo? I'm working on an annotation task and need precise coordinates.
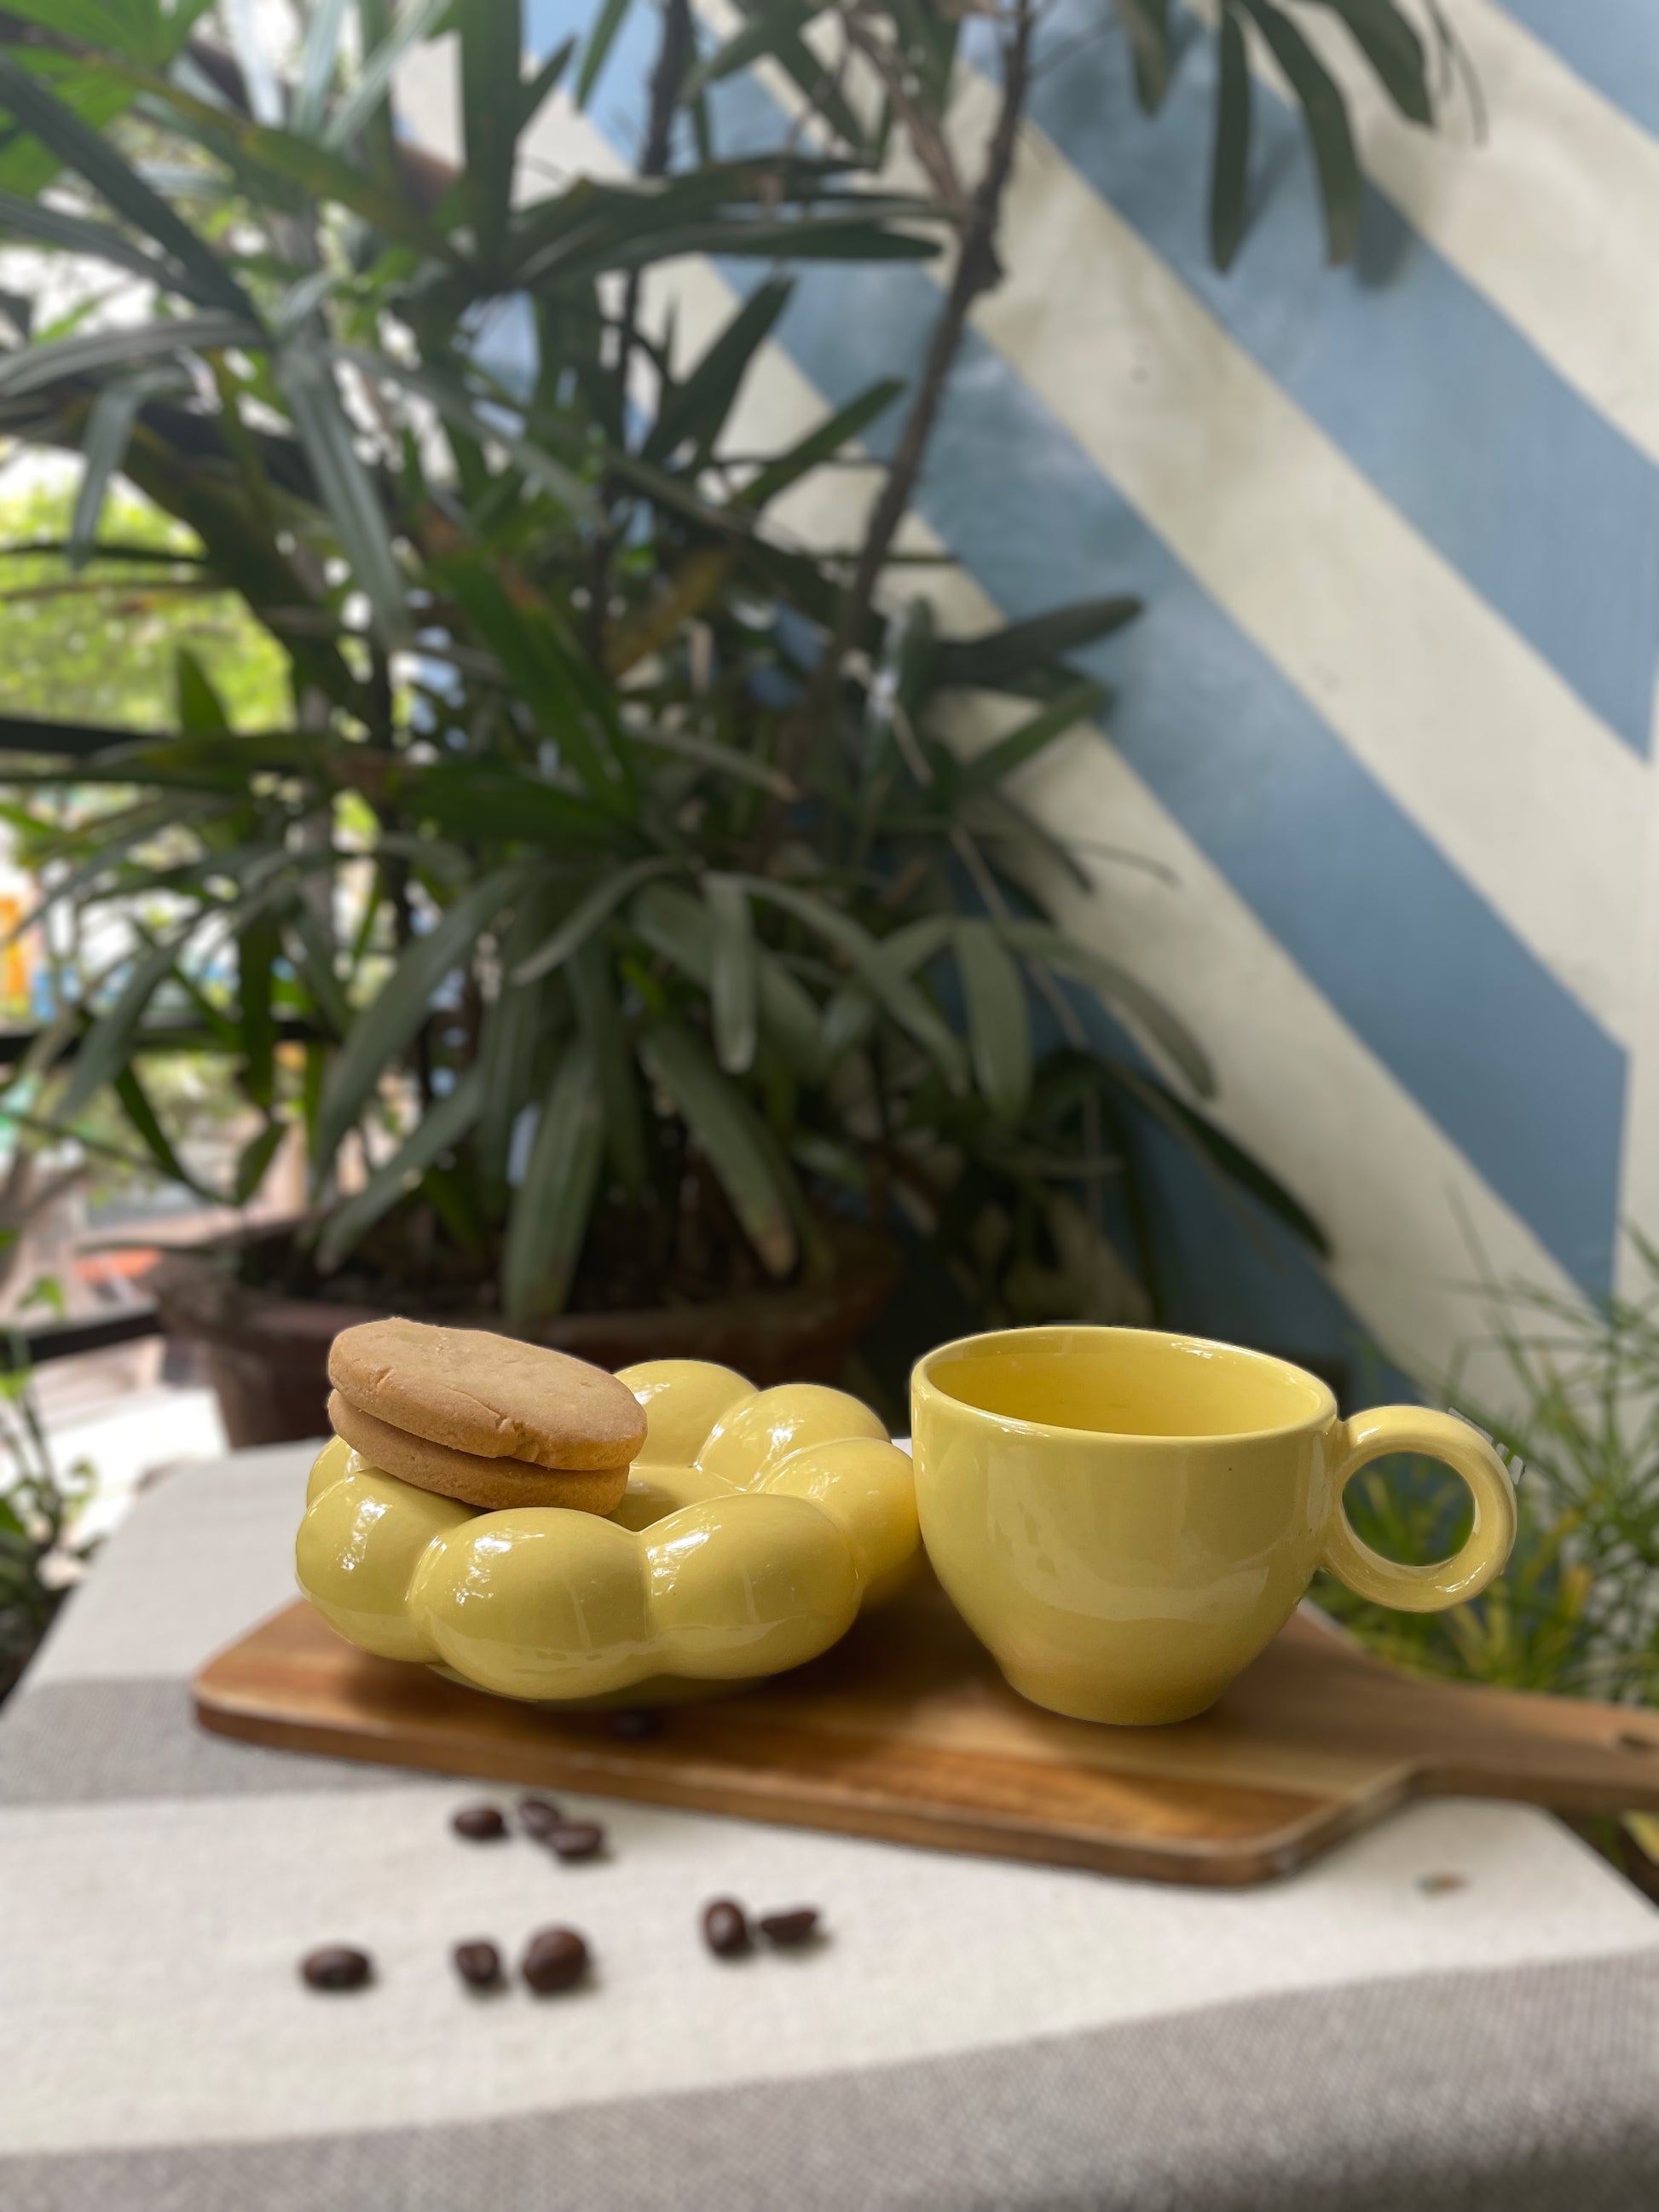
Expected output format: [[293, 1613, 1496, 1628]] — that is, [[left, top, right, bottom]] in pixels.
[[148, 1222, 902, 1450]]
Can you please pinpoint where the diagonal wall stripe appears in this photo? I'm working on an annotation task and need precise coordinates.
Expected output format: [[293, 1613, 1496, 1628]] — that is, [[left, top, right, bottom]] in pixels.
[[689, 3, 1646, 1049], [1022, 0, 1659, 760], [1189, 0, 1659, 484], [684, 44, 1634, 1281], [742, 252, 1625, 1288], [1498, 0, 1659, 138], [957, 74, 1645, 1048]]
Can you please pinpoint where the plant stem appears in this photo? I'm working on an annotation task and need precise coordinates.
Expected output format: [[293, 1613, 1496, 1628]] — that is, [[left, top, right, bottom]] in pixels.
[[586, 0, 693, 665], [813, 0, 1035, 717]]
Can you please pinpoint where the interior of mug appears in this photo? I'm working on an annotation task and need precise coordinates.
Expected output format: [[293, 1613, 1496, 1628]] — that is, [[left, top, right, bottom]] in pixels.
[[924, 1330, 1332, 1441]]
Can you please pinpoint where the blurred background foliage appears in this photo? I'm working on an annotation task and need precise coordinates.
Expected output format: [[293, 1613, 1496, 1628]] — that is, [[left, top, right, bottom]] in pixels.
[[0, 0, 1438, 1362]]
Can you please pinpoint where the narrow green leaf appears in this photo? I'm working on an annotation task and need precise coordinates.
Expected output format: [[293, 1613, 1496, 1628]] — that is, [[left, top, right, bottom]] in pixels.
[[568, 936, 646, 1197], [931, 597, 1141, 695], [432, 563, 627, 807], [577, 0, 636, 106], [512, 858, 684, 985], [632, 884, 826, 1080], [454, 0, 522, 263], [288, 908, 351, 1037], [582, 214, 938, 271], [68, 369, 179, 570], [684, 0, 868, 155], [175, 645, 230, 731], [239, 915, 280, 1110], [645, 279, 791, 465], [997, 921, 1215, 1099], [0, 313, 260, 399], [316, 1069, 485, 1269], [738, 377, 902, 509], [1211, 6, 1252, 272], [313, 864, 523, 1171], [0, 185, 211, 297], [113, 1064, 219, 1201], [639, 1021, 798, 1278], [277, 337, 409, 645], [955, 920, 1032, 1122], [293, 0, 355, 134], [957, 681, 1105, 796], [1307, 0, 1431, 124], [704, 875, 758, 1075], [0, 52, 256, 316], [324, 0, 451, 150], [1236, 0, 1363, 264], [334, 345, 593, 515], [737, 878, 968, 1089], [1113, 0, 1171, 111], [407, 761, 627, 852], [501, 1041, 603, 1326], [62, 933, 190, 1120], [517, 35, 578, 130], [632, 727, 796, 796], [475, 975, 548, 1194], [234, 1118, 289, 1206], [138, 76, 453, 255]]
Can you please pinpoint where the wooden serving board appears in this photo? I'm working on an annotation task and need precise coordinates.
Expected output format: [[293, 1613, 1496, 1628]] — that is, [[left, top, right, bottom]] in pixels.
[[195, 1583, 1659, 1886]]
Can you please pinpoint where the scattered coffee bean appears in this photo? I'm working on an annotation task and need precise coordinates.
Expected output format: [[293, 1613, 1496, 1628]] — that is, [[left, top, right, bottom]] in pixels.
[[1415, 1872, 1467, 1897], [518, 1796, 564, 1837], [610, 1709, 662, 1741], [453, 1940, 502, 1989], [546, 1821, 605, 1862], [758, 1908, 820, 1947], [301, 1944, 373, 1991], [452, 1804, 506, 1841], [522, 1926, 589, 1994], [702, 1899, 751, 1958]]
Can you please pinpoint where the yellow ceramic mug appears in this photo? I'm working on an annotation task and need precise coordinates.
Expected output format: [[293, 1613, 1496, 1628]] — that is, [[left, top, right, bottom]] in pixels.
[[910, 1325, 1517, 1725]]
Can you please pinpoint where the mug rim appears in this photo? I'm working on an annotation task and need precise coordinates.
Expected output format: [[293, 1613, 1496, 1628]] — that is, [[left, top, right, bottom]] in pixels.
[[910, 1323, 1338, 1447]]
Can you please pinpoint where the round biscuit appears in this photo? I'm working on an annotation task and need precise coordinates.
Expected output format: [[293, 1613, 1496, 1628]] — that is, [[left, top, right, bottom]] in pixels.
[[328, 1392, 629, 1516], [328, 1318, 646, 1470]]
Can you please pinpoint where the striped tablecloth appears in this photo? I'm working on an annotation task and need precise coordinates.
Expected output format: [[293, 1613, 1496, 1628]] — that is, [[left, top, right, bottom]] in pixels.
[[3, 1446, 1657, 2211]]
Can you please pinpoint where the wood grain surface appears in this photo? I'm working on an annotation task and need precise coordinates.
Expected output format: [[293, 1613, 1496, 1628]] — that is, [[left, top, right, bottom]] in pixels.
[[194, 1581, 1659, 1886]]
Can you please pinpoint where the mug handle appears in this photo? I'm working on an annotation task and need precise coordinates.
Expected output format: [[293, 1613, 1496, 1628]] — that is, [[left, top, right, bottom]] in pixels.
[[1319, 1406, 1517, 1614]]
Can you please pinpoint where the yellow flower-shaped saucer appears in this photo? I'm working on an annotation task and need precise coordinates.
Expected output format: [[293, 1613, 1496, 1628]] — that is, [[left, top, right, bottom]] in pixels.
[[295, 1360, 918, 1704]]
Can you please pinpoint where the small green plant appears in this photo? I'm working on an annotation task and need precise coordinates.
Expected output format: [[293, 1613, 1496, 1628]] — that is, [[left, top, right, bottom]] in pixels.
[[0, 1274, 97, 1701], [1314, 1246, 1659, 1705]]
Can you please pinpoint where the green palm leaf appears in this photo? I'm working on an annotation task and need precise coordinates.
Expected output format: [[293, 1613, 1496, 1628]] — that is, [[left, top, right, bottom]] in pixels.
[[639, 1021, 799, 1278], [313, 865, 524, 1175], [316, 1069, 487, 1272], [500, 1040, 604, 1326]]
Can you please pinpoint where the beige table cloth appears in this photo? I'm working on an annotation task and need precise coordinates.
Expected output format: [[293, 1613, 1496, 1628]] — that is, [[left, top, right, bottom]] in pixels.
[[2, 1445, 1657, 2209]]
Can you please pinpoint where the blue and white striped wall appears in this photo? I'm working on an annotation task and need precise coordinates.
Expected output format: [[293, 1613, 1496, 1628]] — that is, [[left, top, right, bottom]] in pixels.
[[400, 0, 1659, 1399]]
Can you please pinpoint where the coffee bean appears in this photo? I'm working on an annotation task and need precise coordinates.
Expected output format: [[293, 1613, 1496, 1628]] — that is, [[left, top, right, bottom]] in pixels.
[[522, 1926, 589, 1994], [610, 1709, 662, 1741], [301, 1945, 373, 1991], [518, 1796, 563, 1837], [758, 1908, 820, 1947], [452, 1804, 506, 1841], [546, 1821, 604, 1862], [702, 1899, 751, 1958], [1415, 1872, 1468, 1897], [453, 1940, 502, 1989]]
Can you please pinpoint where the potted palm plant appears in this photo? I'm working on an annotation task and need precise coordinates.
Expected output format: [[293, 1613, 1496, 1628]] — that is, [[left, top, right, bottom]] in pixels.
[[0, 0, 1430, 1441]]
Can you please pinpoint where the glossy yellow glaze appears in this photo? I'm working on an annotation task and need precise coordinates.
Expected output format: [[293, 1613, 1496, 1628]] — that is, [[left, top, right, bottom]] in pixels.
[[294, 1363, 917, 1702], [911, 1325, 1516, 1725]]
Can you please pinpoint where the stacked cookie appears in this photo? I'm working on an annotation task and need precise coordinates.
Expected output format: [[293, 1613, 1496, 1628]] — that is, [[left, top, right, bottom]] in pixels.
[[327, 1317, 647, 1515]]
